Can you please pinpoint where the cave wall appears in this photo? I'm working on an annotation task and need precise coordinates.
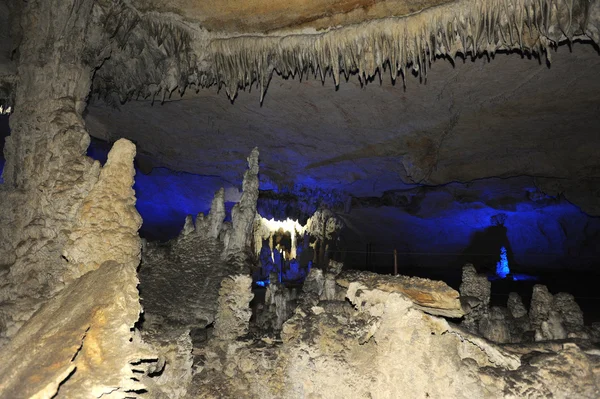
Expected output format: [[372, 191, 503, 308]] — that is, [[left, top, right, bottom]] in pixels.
[[89, 141, 599, 272]]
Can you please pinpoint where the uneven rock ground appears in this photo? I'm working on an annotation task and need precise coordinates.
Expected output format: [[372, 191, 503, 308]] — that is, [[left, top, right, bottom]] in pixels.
[[0, 0, 600, 398], [190, 270, 600, 399]]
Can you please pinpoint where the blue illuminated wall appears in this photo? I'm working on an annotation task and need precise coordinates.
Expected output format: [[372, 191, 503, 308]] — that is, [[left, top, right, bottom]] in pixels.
[[87, 137, 239, 240], [341, 183, 600, 272], [86, 138, 600, 269], [134, 169, 238, 240]]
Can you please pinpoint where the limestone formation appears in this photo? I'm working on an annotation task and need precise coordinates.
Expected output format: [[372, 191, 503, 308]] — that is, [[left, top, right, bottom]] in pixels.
[[1, 0, 600, 398], [88, 0, 600, 103], [213, 275, 254, 341], [0, 261, 156, 399], [554, 292, 585, 332], [223, 148, 260, 260], [530, 284, 555, 332], [190, 271, 600, 398], [459, 264, 491, 332], [139, 149, 260, 331], [0, 0, 111, 347], [255, 276, 299, 332], [337, 270, 463, 318], [141, 328, 194, 399], [507, 292, 528, 319], [63, 138, 142, 280], [480, 307, 511, 344]]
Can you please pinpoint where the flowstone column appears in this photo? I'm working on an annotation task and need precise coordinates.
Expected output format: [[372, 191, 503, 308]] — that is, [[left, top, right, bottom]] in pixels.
[[0, 0, 109, 345]]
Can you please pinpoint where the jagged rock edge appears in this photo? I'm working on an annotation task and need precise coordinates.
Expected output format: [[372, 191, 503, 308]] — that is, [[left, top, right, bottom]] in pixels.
[[92, 0, 599, 103]]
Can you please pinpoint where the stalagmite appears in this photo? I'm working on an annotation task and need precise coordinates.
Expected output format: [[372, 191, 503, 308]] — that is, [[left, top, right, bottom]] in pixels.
[[2, 0, 600, 398], [213, 275, 254, 340], [223, 148, 260, 260], [63, 138, 142, 279], [139, 149, 262, 331]]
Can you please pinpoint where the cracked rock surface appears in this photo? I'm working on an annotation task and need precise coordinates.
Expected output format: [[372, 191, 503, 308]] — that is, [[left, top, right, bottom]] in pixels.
[[0, 261, 155, 399], [191, 271, 600, 398]]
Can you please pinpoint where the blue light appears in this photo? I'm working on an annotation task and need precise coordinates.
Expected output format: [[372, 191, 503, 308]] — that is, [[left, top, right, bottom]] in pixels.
[[496, 246, 510, 278], [256, 279, 270, 287], [512, 273, 539, 281]]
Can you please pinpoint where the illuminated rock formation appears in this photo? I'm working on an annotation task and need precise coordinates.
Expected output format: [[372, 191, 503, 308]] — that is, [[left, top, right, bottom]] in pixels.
[[1, 0, 600, 397], [63, 139, 142, 279], [0, 261, 156, 399], [139, 149, 260, 332], [191, 271, 600, 398]]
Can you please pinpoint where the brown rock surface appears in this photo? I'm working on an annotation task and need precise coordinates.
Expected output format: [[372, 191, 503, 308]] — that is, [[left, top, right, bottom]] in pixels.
[[134, 0, 452, 33], [337, 270, 463, 317]]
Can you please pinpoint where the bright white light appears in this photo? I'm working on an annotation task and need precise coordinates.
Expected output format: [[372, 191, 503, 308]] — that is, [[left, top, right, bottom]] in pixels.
[[258, 216, 307, 260], [260, 217, 305, 234], [0, 105, 12, 115]]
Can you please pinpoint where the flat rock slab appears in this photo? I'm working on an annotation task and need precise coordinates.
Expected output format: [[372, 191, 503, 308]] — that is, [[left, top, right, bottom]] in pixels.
[[337, 270, 463, 318]]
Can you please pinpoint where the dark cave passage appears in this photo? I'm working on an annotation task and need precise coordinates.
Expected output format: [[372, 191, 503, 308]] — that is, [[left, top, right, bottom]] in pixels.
[[84, 136, 600, 321]]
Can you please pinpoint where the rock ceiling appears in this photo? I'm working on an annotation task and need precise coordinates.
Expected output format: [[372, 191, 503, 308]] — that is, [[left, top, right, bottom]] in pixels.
[[2, 0, 600, 214], [133, 0, 453, 33], [86, 43, 600, 214]]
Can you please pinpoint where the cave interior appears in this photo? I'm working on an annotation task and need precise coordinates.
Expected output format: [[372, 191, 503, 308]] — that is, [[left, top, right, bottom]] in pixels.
[[1, 0, 600, 397]]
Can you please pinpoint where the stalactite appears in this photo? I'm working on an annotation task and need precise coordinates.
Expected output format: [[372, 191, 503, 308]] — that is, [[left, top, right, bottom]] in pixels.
[[90, 0, 598, 102], [204, 0, 596, 101]]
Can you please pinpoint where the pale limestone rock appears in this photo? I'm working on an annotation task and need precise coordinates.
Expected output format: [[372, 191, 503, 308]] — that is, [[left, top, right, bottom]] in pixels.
[[507, 292, 528, 319], [480, 307, 511, 344], [213, 275, 254, 341], [538, 310, 567, 341], [553, 292, 584, 331], [530, 284, 554, 332], [223, 148, 259, 260], [303, 268, 325, 298], [142, 329, 194, 399], [459, 264, 491, 333], [338, 270, 463, 318], [0, 261, 155, 399], [0, 0, 103, 346], [195, 188, 226, 240], [459, 264, 491, 305], [181, 215, 195, 236], [191, 271, 600, 398], [62, 138, 142, 279], [321, 273, 339, 301]]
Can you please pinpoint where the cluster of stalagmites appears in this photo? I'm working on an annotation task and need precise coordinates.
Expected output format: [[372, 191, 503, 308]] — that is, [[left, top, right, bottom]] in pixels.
[[459, 264, 599, 344], [189, 262, 600, 398], [0, 140, 158, 398]]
